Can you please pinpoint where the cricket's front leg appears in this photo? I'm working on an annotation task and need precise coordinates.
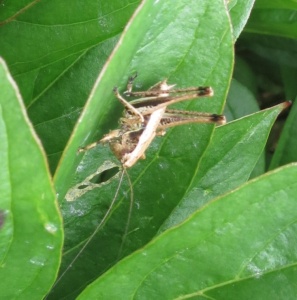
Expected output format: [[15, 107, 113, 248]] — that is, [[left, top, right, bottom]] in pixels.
[[113, 87, 144, 123]]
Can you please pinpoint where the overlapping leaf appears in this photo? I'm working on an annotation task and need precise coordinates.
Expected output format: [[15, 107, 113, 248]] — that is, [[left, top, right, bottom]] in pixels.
[[78, 164, 297, 300], [50, 0, 234, 298], [0, 0, 139, 172], [0, 0, 269, 299], [0, 59, 63, 299]]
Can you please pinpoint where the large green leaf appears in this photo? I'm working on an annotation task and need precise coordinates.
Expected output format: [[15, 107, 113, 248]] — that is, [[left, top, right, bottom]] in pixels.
[[160, 102, 289, 231], [77, 164, 297, 300], [0, 59, 63, 299], [0, 0, 294, 299], [49, 0, 234, 298], [224, 78, 265, 178], [0, 0, 255, 174], [0, 0, 139, 172]]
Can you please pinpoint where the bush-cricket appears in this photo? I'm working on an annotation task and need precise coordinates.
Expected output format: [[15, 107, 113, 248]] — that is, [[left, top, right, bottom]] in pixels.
[[54, 73, 226, 288]]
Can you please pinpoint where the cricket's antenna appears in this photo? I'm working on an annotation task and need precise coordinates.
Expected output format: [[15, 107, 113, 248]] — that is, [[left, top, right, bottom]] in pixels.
[[117, 167, 134, 259], [50, 169, 126, 292]]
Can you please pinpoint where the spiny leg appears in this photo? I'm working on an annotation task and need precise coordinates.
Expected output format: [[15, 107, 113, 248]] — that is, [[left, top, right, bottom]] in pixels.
[[126, 84, 213, 98], [136, 89, 214, 116], [158, 109, 226, 130], [164, 109, 226, 125], [113, 87, 144, 123]]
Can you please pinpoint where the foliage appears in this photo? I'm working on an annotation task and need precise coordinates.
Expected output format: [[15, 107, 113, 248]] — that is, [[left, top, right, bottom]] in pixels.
[[0, 0, 297, 299]]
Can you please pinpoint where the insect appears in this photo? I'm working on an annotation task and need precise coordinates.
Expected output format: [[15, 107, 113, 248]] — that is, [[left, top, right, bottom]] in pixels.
[[54, 74, 226, 289], [78, 74, 226, 167]]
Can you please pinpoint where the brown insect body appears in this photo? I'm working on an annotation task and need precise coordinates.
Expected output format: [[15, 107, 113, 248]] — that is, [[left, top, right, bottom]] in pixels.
[[58, 75, 227, 288], [79, 75, 226, 168]]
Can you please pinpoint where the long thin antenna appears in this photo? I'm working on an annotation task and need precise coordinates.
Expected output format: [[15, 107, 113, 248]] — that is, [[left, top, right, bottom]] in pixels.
[[117, 167, 134, 259], [51, 169, 126, 291]]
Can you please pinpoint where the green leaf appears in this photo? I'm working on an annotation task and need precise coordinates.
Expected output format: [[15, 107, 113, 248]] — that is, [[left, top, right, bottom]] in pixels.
[[0, 0, 40, 23], [160, 102, 289, 231], [270, 99, 297, 169], [245, 0, 297, 39], [228, 0, 256, 40], [233, 56, 258, 96], [77, 164, 297, 300], [0, 59, 63, 298], [54, 0, 234, 210], [224, 78, 265, 179], [0, 0, 139, 172], [50, 0, 234, 298], [224, 78, 259, 121], [0, 1, 294, 299]]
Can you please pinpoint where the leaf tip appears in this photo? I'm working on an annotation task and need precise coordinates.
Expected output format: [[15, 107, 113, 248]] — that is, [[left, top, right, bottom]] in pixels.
[[281, 100, 292, 110]]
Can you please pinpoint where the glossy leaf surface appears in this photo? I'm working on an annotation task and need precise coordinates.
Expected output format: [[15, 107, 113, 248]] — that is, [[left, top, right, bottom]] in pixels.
[[0, 59, 63, 299], [50, 0, 234, 298], [78, 164, 297, 300]]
